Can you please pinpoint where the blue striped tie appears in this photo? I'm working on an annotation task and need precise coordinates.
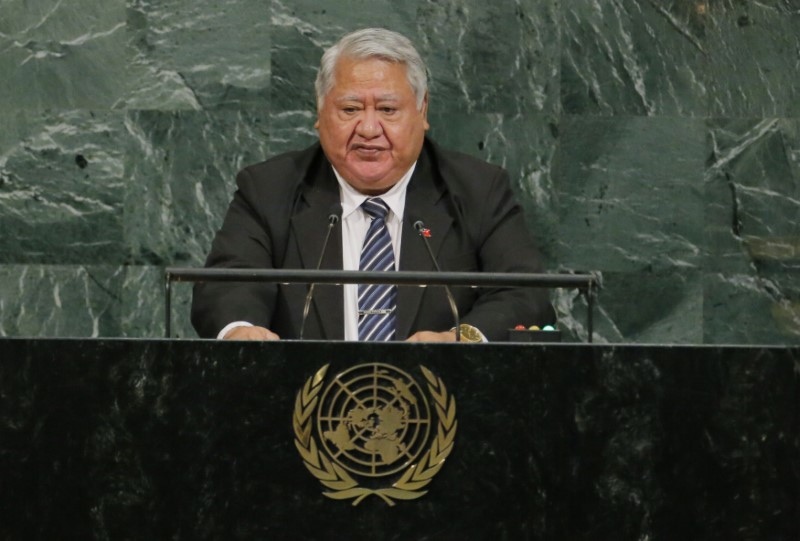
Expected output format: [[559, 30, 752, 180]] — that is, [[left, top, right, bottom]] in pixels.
[[358, 198, 397, 341]]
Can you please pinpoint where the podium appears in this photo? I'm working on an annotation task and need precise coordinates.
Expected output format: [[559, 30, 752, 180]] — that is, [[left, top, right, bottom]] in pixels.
[[1, 339, 798, 540]]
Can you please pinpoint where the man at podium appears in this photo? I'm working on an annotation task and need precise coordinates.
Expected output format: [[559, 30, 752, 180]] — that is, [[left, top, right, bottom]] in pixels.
[[191, 28, 554, 342]]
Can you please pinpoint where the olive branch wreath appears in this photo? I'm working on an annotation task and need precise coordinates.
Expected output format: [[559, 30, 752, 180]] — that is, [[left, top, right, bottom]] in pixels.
[[293, 364, 457, 506]]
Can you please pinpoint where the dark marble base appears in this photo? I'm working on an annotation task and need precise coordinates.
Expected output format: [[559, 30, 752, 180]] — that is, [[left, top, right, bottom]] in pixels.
[[0, 340, 798, 540]]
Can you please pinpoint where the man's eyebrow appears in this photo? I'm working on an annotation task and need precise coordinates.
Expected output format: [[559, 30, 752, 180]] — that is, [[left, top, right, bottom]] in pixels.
[[334, 94, 400, 102]]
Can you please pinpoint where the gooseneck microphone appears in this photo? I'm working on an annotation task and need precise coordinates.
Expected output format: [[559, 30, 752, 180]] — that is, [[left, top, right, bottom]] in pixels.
[[412, 219, 461, 342], [299, 204, 342, 339]]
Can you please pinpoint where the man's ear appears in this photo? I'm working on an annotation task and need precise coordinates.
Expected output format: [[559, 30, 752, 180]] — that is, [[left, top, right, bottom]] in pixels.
[[421, 91, 430, 131], [314, 117, 320, 129]]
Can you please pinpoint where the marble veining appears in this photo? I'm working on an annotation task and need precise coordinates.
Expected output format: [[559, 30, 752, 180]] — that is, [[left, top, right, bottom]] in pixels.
[[0, 265, 121, 337], [0, 110, 126, 264], [123, 0, 271, 110]]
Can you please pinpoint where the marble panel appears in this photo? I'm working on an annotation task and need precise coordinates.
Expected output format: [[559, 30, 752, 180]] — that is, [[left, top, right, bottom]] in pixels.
[[555, 269, 703, 344], [415, 0, 560, 115], [704, 271, 800, 345], [120, 265, 194, 338], [122, 0, 271, 110], [268, 110, 320, 156], [428, 112, 560, 267], [551, 284, 594, 343], [123, 110, 271, 266], [556, 116, 705, 273], [270, 0, 559, 115], [0, 265, 122, 337], [269, 0, 340, 115], [0, 110, 127, 264], [0, 0, 129, 110], [705, 118, 800, 274], [706, 2, 800, 117], [561, 0, 708, 116]]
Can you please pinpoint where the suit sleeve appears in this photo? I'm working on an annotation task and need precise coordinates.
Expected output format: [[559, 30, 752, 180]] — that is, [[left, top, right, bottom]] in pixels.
[[459, 168, 555, 341], [190, 168, 279, 338]]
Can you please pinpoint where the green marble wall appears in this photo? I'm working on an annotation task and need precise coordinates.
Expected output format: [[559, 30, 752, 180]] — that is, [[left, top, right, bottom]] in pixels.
[[1, 0, 798, 343]]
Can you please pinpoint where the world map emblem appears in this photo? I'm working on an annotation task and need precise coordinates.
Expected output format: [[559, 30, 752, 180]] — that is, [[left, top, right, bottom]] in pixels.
[[293, 363, 457, 506]]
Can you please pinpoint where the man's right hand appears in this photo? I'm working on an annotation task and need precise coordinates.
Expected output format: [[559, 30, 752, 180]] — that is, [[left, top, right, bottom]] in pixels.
[[223, 326, 280, 340]]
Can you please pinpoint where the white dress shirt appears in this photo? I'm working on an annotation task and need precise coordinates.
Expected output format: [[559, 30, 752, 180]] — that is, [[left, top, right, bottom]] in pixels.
[[335, 164, 415, 341]]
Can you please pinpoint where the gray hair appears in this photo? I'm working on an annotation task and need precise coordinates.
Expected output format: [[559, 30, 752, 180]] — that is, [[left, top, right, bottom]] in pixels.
[[315, 28, 428, 111]]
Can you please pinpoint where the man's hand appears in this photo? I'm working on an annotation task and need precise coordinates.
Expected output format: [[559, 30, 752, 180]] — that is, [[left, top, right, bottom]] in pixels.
[[405, 330, 457, 343], [223, 326, 280, 340]]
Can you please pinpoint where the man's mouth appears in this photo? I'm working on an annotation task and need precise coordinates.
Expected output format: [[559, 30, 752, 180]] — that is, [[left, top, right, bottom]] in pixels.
[[351, 145, 387, 155]]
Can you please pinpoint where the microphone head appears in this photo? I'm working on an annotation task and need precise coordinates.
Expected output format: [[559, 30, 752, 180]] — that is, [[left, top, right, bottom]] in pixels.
[[411, 218, 431, 238], [327, 203, 343, 224]]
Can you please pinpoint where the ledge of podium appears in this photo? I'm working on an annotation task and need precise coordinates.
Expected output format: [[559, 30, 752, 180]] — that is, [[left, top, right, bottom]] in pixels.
[[0, 339, 797, 540]]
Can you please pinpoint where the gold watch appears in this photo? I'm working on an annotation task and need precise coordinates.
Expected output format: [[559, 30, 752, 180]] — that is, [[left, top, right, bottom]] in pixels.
[[452, 324, 484, 343]]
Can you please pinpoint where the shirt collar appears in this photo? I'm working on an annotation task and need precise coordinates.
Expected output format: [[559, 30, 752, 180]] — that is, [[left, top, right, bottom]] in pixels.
[[334, 163, 417, 221]]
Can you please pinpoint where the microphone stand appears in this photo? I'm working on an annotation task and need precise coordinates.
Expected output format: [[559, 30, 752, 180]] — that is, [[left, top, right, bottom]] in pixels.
[[299, 211, 340, 339], [413, 220, 461, 342]]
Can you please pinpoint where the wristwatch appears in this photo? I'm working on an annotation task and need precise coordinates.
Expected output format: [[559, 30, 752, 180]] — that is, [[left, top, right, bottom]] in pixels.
[[451, 324, 485, 343]]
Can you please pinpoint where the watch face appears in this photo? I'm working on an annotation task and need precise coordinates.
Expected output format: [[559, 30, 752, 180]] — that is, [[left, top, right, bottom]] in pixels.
[[459, 324, 482, 343]]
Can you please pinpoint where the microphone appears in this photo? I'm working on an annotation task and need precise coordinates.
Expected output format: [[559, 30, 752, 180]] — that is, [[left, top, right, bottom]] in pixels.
[[299, 204, 342, 339], [412, 219, 461, 341]]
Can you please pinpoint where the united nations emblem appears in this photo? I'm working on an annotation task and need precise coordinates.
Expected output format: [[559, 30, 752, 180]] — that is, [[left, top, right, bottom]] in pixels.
[[293, 363, 457, 506]]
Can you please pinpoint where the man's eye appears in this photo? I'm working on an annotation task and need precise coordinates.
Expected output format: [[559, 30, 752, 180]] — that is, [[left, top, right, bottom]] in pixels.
[[380, 107, 397, 114], [342, 107, 358, 114]]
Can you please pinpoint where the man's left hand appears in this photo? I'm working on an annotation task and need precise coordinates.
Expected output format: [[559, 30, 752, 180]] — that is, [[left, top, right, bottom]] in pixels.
[[405, 330, 456, 342]]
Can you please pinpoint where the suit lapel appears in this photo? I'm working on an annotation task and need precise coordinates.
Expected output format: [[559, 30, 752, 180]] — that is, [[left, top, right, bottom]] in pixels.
[[289, 166, 344, 339], [396, 151, 450, 339]]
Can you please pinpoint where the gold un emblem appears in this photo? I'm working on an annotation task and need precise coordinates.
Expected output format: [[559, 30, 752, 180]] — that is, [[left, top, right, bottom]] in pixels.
[[293, 363, 457, 506]]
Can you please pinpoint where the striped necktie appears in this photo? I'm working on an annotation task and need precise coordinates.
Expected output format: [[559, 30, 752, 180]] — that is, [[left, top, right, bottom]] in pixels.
[[358, 198, 397, 341]]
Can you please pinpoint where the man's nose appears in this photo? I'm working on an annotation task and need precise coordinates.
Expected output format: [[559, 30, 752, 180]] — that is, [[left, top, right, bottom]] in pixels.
[[355, 108, 382, 139]]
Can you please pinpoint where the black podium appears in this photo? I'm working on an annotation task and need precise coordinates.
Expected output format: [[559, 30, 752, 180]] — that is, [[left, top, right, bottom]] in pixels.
[[1, 339, 798, 540]]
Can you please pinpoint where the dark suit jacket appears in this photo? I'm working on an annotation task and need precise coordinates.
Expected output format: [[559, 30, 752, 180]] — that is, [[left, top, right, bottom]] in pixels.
[[191, 138, 554, 340]]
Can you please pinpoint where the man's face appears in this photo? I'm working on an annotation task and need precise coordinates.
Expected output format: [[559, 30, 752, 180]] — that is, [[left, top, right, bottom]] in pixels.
[[315, 56, 429, 195]]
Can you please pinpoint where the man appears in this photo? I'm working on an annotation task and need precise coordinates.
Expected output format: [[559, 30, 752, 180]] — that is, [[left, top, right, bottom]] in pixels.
[[191, 28, 554, 341]]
